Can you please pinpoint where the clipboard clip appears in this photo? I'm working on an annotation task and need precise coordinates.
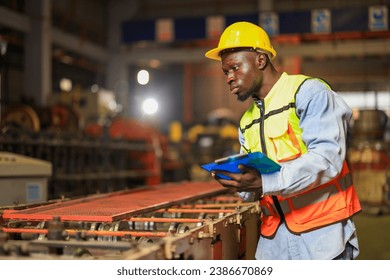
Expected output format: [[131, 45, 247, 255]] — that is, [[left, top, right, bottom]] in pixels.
[[214, 153, 248, 164]]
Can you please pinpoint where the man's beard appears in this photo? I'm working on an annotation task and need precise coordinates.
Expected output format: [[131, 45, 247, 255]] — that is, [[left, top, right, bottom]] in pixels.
[[237, 83, 260, 102]]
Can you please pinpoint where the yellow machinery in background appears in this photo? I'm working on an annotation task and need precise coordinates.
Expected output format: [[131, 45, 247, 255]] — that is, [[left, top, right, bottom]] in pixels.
[[186, 108, 241, 181]]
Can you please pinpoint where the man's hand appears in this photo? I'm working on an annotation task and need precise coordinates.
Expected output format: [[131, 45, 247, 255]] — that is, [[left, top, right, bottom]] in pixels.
[[211, 164, 263, 194]]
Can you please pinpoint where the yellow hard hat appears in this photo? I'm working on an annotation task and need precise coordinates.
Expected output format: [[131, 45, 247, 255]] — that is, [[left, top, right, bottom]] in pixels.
[[205, 21, 276, 61]]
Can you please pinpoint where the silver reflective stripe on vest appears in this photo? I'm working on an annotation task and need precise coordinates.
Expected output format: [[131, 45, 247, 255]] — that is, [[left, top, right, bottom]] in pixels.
[[287, 172, 352, 211], [290, 184, 339, 210], [279, 200, 290, 214], [262, 172, 352, 216], [261, 206, 272, 216], [338, 173, 352, 191]]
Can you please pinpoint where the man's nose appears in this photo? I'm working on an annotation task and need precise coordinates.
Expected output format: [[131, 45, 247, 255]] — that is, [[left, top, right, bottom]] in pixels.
[[226, 73, 234, 84]]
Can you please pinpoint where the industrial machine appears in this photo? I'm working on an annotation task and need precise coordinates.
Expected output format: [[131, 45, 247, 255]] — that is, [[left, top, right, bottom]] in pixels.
[[0, 105, 175, 199], [0, 181, 260, 260], [186, 108, 241, 181], [0, 152, 52, 206], [347, 109, 390, 214]]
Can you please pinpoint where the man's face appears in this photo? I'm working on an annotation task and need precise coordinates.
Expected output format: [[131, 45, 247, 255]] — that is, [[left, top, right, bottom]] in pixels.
[[221, 51, 262, 102]]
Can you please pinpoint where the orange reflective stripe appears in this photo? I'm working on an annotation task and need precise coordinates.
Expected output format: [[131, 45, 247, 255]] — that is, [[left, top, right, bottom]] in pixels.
[[277, 123, 302, 162]]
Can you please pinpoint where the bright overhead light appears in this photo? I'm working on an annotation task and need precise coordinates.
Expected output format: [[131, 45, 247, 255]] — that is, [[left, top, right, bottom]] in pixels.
[[142, 98, 158, 115], [59, 78, 72, 92], [91, 84, 99, 93], [137, 69, 150, 85]]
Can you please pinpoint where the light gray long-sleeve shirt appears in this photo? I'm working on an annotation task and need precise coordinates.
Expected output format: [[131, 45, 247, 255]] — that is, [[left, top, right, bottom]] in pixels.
[[239, 73, 359, 260]]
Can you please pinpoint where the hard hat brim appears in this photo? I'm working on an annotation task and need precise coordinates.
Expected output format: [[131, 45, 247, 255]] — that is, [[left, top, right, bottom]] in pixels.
[[205, 45, 254, 61], [205, 46, 276, 61], [205, 47, 224, 61]]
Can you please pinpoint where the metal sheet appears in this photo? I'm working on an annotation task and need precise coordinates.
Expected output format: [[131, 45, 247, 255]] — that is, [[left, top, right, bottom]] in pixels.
[[2, 181, 226, 222]]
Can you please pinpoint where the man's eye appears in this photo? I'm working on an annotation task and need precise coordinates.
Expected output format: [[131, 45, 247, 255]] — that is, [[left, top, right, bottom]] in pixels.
[[233, 66, 239, 71]]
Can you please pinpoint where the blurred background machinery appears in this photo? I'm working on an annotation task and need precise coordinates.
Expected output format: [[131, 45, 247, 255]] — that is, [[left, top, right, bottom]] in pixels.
[[0, 103, 167, 200], [186, 108, 240, 181], [347, 109, 390, 214], [0, 98, 242, 202]]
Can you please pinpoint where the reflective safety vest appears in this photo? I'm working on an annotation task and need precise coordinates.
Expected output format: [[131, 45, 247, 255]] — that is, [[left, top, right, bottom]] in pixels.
[[239, 73, 361, 236]]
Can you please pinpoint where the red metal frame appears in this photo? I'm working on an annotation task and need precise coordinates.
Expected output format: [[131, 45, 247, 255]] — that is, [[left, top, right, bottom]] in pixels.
[[1, 227, 168, 238], [1, 181, 227, 222]]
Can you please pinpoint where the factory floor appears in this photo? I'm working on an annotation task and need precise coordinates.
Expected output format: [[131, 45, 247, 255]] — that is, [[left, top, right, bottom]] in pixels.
[[354, 209, 390, 260]]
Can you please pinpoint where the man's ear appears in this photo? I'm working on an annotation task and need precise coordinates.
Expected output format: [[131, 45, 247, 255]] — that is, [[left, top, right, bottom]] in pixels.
[[257, 53, 268, 70]]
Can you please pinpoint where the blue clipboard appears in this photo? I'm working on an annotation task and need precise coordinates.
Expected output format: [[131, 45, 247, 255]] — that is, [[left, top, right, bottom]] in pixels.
[[201, 152, 280, 180]]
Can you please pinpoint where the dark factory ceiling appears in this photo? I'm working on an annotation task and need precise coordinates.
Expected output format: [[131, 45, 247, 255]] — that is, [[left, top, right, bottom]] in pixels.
[[0, 0, 389, 92]]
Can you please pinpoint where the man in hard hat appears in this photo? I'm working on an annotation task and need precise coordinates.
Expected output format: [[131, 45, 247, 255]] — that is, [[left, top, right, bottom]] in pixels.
[[205, 21, 361, 260]]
